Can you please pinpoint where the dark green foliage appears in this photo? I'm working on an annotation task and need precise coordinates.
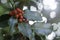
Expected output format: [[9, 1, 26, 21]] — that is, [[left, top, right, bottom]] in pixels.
[[0, 14, 11, 22]]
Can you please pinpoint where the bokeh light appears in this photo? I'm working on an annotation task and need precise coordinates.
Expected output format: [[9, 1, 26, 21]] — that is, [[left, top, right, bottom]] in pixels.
[[43, 0, 57, 10]]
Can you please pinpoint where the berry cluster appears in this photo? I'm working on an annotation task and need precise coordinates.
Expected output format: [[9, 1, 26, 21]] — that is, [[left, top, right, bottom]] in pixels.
[[9, 8, 28, 23]]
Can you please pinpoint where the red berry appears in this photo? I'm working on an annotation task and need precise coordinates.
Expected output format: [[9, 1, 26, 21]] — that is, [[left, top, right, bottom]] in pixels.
[[16, 8, 23, 13], [9, 11, 14, 16], [9, 10, 18, 16], [18, 13, 23, 16], [19, 19, 23, 23], [22, 11, 24, 14], [9, 12, 12, 16], [14, 10, 17, 14], [15, 14, 19, 18], [20, 16, 23, 19], [11, 11, 15, 16]]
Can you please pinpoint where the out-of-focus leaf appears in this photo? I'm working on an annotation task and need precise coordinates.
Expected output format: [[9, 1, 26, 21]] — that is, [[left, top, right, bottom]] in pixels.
[[1, 0, 14, 10], [0, 14, 10, 28], [15, 0, 38, 10], [8, 17, 18, 34], [18, 23, 32, 37], [3, 27, 10, 33], [1, 0, 7, 4], [47, 17, 60, 23], [32, 22, 53, 35], [24, 10, 42, 21], [18, 23, 35, 40], [0, 29, 4, 40], [54, 22, 60, 37], [52, 23, 58, 31], [0, 14, 11, 22], [0, 20, 8, 28], [0, 6, 6, 15], [0, 5, 10, 16]]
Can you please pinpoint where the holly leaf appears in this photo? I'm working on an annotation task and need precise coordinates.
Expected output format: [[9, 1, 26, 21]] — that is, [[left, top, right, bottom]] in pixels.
[[18, 23, 35, 40], [18, 23, 32, 37], [8, 17, 18, 34], [32, 22, 52, 35], [24, 10, 42, 21], [47, 17, 60, 23]]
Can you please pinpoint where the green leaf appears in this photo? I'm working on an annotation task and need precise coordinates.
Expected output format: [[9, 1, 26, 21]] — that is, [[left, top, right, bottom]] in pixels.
[[32, 22, 53, 35], [0, 5, 10, 16], [8, 17, 18, 34], [24, 10, 42, 21], [18, 23, 35, 40], [48, 17, 60, 23], [0, 14, 10, 29], [0, 14, 10, 22], [0, 6, 5, 15], [18, 23, 32, 37], [0, 29, 4, 40], [0, 20, 8, 28]]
